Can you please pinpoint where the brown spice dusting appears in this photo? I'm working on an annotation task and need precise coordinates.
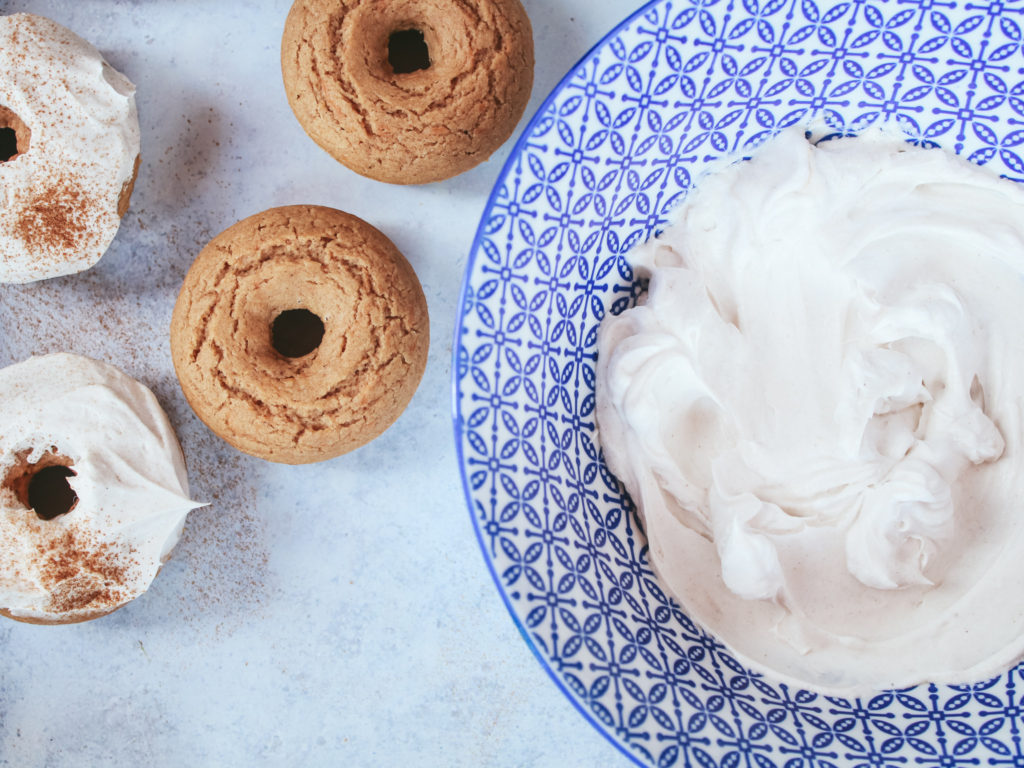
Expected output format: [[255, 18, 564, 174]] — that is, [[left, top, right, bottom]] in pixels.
[[3, 447, 136, 615], [14, 176, 95, 255], [35, 527, 133, 613], [173, 448, 275, 636]]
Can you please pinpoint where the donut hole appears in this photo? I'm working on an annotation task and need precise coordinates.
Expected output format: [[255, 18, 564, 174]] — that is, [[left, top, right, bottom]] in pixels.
[[2, 449, 78, 520], [272, 309, 325, 358], [28, 466, 79, 521], [0, 128, 16, 162], [388, 29, 431, 74], [0, 105, 29, 162]]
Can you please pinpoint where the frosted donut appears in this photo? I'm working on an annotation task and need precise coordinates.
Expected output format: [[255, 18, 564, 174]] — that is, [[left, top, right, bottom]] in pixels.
[[0, 354, 203, 625], [0, 14, 141, 283]]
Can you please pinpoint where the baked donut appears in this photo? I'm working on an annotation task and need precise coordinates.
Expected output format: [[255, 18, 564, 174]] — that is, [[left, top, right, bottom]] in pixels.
[[0, 354, 202, 625], [0, 13, 141, 283], [281, 0, 534, 184], [170, 205, 430, 464]]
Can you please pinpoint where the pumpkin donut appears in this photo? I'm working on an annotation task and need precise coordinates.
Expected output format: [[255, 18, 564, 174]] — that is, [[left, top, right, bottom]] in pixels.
[[170, 205, 429, 464], [0, 354, 202, 625], [281, 0, 534, 184], [0, 14, 140, 283]]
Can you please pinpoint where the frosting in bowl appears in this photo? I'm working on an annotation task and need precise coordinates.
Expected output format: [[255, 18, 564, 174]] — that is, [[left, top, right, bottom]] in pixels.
[[596, 127, 1024, 693], [0, 353, 203, 623], [0, 13, 141, 283]]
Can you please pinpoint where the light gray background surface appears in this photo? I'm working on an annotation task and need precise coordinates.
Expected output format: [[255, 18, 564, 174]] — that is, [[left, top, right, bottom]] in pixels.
[[0, 0, 638, 765]]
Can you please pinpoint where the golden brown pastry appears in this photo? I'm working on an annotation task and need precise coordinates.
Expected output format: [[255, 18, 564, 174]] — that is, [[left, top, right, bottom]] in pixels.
[[170, 205, 429, 464], [281, 0, 534, 184]]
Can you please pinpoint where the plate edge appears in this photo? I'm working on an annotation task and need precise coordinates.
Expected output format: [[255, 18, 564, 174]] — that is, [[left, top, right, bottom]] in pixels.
[[449, 2, 670, 767]]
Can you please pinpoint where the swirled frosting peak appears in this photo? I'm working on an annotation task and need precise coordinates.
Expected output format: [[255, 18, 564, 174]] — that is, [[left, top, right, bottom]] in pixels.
[[0, 354, 203, 623]]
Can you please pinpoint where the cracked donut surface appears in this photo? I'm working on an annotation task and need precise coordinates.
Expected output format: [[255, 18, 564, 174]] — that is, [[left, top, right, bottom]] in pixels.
[[281, 0, 534, 184], [170, 205, 429, 464]]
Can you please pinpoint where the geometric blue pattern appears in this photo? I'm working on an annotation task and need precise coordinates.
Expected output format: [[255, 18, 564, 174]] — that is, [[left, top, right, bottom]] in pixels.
[[452, 1, 1024, 765]]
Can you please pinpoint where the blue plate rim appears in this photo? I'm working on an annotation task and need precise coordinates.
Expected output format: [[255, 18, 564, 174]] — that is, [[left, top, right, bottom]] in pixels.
[[450, 2, 664, 765]]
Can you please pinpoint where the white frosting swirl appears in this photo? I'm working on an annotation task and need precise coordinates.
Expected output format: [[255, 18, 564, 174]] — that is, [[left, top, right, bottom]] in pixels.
[[596, 127, 1024, 693], [0, 354, 203, 623], [0, 13, 140, 283]]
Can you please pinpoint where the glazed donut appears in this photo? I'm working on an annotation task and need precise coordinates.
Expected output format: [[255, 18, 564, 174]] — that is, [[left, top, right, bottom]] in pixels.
[[0, 354, 202, 625], [281, 0, 534, 184], [0, 14, 141, 283], [170, 205, 430, 464]]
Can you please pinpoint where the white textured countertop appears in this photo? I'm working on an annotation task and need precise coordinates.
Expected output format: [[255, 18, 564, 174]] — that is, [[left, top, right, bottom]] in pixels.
[[0, 0, 637, 765]]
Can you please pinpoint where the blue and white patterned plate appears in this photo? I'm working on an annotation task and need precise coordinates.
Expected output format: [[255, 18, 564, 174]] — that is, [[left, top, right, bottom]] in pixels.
[[453, 1, 1024, 765]]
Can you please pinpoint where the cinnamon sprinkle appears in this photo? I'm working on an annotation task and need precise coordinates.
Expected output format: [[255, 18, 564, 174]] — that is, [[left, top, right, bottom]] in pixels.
[[14, 175, 95, 256], [34, 527, 135, 613]]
